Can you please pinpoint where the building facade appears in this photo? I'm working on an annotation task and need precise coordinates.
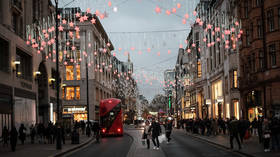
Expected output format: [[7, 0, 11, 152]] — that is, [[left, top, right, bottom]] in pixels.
[[238, 0, 280, 120], [175, 0, 242, 120], [59, 8, 114, 121], [0, 0, 61, 135]]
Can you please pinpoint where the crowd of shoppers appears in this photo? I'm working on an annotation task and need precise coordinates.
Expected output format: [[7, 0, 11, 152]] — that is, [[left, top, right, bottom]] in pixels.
[[180, 116, 280, 152], [1, 120, 100, 152]]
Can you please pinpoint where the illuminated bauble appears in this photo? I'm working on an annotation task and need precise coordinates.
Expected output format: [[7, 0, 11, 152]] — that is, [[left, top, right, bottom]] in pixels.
[[113, 7, 118, 12]]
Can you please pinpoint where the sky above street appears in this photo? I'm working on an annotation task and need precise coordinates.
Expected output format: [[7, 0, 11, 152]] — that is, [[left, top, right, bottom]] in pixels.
[[58, 0, 199, 101]]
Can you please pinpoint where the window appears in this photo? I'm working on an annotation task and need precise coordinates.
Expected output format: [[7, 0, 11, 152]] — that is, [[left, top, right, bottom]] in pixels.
[[76, 86, 80, 100], [267, 9, 274, 32], [62, 87, 65, 99], [65, 87, 75, 100], [197, 61, 201, 78], [278, 8, 280, 28], [244, 1, 248, 18], [257, 19, 263, 38], [225, 76, 228, 94], [65, 86, 80, 100], [252, 53, 256, 72], [76, 65, 80, 80], [256, 0, 261, 7], [250, 22, 254, 40], [66, 65, 74, 80], [269, 44, 276, 66], [233, 70, 238, 88], [16, 48, 32, 81], [259, 51, 265, 70], [0, 37, 9, 72], [246, 29, 250, 46]]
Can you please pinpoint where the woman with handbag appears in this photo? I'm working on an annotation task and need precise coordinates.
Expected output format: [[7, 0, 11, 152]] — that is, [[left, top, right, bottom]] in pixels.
[[262, 118, 271, 152], [143, 121, 151, 149]]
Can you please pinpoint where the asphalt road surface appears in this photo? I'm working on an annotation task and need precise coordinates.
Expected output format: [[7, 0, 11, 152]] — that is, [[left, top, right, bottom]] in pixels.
[[161, 130, 245, 157], [66, 134, 133, 157]]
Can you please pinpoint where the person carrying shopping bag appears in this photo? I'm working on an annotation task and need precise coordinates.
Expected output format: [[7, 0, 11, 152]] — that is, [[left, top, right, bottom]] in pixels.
[[143, 120, 152, 149], [149, 118, 161, 150]]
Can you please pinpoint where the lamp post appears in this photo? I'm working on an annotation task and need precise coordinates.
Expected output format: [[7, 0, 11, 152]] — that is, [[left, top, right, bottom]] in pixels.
[[175, 65, 178, 128], [54, 0, 62, 150]]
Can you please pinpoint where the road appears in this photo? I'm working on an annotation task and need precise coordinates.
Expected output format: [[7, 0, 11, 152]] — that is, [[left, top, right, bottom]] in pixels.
[[66, 134, 133, 157], [161, 130, 244, 157]]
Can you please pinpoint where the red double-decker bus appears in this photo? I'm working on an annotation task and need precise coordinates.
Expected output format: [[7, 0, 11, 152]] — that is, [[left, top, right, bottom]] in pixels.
[[100, 98, 123, 136]]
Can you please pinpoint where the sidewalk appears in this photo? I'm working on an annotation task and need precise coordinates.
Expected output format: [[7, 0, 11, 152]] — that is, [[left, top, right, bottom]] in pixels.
[[0, 133, 93, 157], [176, 129, 280, 157], [124, 125, 166, 157]]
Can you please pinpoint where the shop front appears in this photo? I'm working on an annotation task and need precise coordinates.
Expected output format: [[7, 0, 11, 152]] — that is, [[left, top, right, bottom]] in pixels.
[[0, 84, 12, 136], [63, 106, 87, 121], [211, 80, 224, 118], [246, 90, 262, 121]]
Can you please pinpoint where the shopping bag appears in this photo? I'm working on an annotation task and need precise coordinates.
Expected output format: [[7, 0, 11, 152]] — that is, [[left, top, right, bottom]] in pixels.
[[141, 139, 146, 146], [158, 134, 167, 143], [244, 130, 251, 140]]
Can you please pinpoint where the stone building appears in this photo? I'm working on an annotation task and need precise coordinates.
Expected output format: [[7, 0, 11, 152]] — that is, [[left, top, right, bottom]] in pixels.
[[0, 0, 61, 135], [176, 0, 242, 120], [59, 8, 114, 121], [238, 0, 280, 120]]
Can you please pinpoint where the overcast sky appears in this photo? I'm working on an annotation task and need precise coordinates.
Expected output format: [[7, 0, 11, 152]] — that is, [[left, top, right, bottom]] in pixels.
[[58, 0, 199, 101]]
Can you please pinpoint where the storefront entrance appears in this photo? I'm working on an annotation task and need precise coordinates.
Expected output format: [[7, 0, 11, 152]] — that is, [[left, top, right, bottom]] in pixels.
[[248, 107, 263, 122]]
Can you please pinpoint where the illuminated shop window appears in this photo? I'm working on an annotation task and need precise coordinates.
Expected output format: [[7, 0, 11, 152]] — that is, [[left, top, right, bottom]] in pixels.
[[66, 87, 75, 100], [76, 65, 81, 80], [76, 86, 80, 100], [197, 61, 202, 78], [62, 87, 65, 99], [233, 70, 238, 88], [66, 65, 74, 80]]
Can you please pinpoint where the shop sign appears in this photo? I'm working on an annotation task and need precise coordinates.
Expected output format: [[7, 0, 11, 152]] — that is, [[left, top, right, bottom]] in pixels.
[[206, 99, 211, 105], [217, 96, 224, 102]]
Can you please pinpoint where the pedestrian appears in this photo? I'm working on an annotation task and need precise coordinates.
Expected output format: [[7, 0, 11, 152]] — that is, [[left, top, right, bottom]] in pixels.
[[262, 118, 271, 152], [228, 116, 241, 150], [149, 118, 161, 150], [30, 124, 36, 144], [257, 117, 263, 143], [252, 118, 258, 136], [81, 121, 86, 135], [271, 117, 280, 151], [92, 122, 100, 143], [10, 126, 18, 152], [61, 126, 65, 144], [143, 120, 151, 149], [18, 123, 26, 145], [2, 126, 9, 147], [164, 119, 173, 143]]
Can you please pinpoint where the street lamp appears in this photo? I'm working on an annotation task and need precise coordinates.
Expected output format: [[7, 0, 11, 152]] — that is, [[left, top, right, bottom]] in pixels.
[[54, 0, 62, 150]]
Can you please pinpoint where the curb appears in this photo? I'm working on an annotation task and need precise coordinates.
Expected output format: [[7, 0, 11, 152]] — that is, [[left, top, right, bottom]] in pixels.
[[125, 131, 137, 157], [49, 137, 94, 157], [185, 132, 256, 157]]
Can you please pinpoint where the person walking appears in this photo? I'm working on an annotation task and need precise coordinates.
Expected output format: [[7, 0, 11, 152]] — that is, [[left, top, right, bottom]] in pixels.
[[263, 118, 271, 152], [10, 126, 18, 152], [165, 119, 173, 143], [271, 117, 280, 151], [149, 118, 161, 150], [228, 117, 241, 150], [252, 118, 258, 136], [92, 122, 100, 143], [18, 124, 26, 145], [143, 120, 151, 149], [30, 124, 36, 144], [2, 126, 9, 147]]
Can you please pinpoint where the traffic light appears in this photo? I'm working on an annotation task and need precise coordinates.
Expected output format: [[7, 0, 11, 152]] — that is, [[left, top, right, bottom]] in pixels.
[[168, 95, 172, 109]]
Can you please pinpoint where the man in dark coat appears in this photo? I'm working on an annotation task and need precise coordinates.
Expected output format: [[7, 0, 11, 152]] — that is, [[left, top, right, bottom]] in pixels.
[[228, 117, 241, 150], [18, 124, 26, 145], [2, 126, 9, 147], [164, 120, 173, 143], [10, 126, 18, 152], [149, 118, 161, 150]]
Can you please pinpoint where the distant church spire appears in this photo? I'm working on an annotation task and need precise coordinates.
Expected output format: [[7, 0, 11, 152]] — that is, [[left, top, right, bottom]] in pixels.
[[128, 52, 131, 62]]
